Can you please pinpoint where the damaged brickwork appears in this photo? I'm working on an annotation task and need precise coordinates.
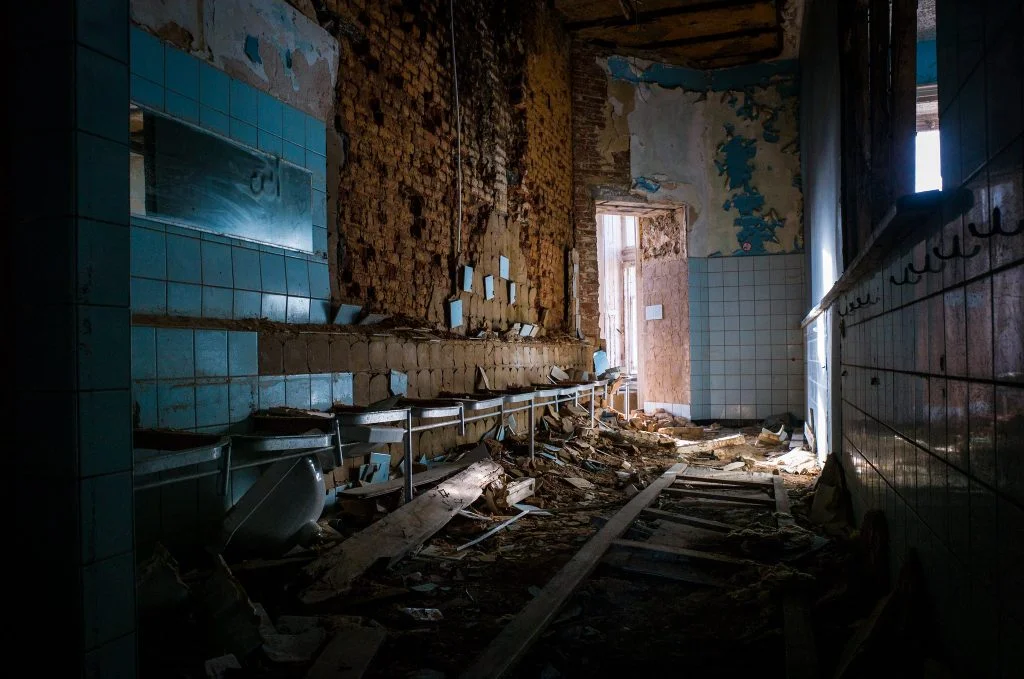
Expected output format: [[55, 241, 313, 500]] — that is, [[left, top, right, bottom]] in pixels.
[[314, 0, 574, 333], [571, 43, 634, 344]]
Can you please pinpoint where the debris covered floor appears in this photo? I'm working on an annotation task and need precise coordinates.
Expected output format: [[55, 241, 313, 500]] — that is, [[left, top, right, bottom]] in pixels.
[[137, 403, 926, 679]]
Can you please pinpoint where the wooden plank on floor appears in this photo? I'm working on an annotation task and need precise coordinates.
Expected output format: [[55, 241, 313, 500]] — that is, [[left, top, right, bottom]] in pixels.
[[772, 475, 818, 679], [306, 616, 386, 679], [675, 478, 773, 491], [772, 475, 796, 526], [664, 487, 776, 506], [610, 539, 752, 566], [300, 460, 503, 605], [680, 467, 775, 485], [782, 592, 818, 679], [460, 462, 688, 679], [337, 463, 465, 499], [640, 507, 740, 533], [601, 550, 727, 588]]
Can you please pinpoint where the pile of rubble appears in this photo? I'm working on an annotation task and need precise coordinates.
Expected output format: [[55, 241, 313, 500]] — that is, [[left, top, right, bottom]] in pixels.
[[136, 402, 828, 678]]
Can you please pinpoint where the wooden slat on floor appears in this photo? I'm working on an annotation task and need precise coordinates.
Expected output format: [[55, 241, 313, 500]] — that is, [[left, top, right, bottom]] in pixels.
[[460, 463, 688, 679], [664, 486, 776, 506], [640, 507, 740, 533]]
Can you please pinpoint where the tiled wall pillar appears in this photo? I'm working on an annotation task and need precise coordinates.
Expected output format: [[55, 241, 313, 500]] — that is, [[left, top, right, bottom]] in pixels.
[[12, 1, 135, 675], [688, 254, 807, 420]]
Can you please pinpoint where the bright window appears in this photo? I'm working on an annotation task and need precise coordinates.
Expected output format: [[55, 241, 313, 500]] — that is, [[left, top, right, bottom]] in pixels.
[[915, 129, 942, 192], [597, 214, 640, 375]]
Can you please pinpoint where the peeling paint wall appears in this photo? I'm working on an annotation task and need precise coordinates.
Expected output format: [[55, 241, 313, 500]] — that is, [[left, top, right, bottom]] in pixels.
[[600, 57, 803, 259], [132, 0, 339, 119]]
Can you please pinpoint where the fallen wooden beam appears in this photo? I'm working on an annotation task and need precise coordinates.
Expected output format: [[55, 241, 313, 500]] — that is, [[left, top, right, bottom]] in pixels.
[[460, 463, 688, 679], [300, 460, 502, 605], [676, 433, 745, 452], [681, 467, 775, 484], [773, 475, 818, 679], [640, 507, 739, 533], [610, 539, 752, 566], [601, 550, 727, 588], [338, 462, 465, 499], [664, 487, 776, 506], [675, 478, 774, 491], [338, 446, 490, 499], [772, 475, 796, 526], [306, 616, 386, 679], [678, 475, 774, 490]]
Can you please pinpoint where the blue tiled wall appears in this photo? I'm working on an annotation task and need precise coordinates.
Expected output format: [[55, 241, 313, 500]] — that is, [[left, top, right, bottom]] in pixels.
[[832, 1, 1023, 674], [132, 326, 353, 433], [129, 26, 330, 322], [132, 325, 354, 557], [688, 254, 807, 420], [13, 2, 136, 674], [130, 217, 331, 322], [128, 25, 336, 561]]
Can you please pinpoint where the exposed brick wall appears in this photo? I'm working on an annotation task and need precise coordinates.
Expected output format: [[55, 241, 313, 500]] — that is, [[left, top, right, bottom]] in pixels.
[[570, 43, 632, 342], [319, 0, 574, 333]]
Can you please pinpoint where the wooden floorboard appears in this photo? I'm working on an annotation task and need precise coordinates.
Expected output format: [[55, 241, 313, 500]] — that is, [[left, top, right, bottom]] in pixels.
[[664, 487, 776, 506], [640, 507, 740, 533], [459, 462, 688, 679]]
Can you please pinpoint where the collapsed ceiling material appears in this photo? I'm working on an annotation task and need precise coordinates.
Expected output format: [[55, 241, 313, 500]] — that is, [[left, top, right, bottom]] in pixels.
[[554, 0, 789, 69]]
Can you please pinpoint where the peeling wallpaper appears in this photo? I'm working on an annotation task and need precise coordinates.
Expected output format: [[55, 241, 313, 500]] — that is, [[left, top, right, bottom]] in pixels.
[[601, 57, 803, 258]]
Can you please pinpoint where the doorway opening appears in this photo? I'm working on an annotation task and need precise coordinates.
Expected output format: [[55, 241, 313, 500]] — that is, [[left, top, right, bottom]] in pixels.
[[597, 214, 640, 376]]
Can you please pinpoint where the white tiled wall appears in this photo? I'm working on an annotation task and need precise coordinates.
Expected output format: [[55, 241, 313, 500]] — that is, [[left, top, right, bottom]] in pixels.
[[689, 254, 807, 420]]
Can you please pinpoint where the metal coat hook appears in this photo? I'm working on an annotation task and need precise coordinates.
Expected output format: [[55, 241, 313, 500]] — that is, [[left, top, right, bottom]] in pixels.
[[857, 293, 879, 307], [890, 269, 921, 286], [908, 254, 942, 275], [968, 207, 1024, 238], [933, 234, 981, 260]]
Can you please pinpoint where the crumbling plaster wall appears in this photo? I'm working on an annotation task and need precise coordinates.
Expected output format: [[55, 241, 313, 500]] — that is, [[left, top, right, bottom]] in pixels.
[[639, 209, 690, 413], [132, 0, 339, 119], [602, 57, 804, 258], [319, 0, 574, 333], [572, 48, 804, 341]]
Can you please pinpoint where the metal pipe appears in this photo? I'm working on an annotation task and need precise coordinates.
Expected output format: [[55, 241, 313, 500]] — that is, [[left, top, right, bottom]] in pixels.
[[404, 409, 415, 503], [589, 385, 596, 427], [332, 419, 344, 467], [229, 447, 336, 472], [410, 418, 464, 433], [527, 396, 536, 460], [135, 469, 222, 492], [220, 441, 232, 497]]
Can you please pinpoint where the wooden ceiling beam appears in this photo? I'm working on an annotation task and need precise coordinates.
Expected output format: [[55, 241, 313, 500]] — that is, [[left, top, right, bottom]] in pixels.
[[573, 3, 778, 47], [564, 0, 771, 31]]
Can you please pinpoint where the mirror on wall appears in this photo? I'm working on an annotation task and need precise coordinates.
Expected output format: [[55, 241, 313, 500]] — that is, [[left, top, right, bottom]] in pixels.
[[130, 105, 314, 252]]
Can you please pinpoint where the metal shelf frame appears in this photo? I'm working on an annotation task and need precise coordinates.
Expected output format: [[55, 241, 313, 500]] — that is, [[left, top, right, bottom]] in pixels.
[[132, 381, 609, 506]]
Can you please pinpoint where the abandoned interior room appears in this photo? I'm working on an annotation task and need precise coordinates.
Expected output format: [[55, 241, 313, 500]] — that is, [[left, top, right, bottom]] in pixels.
[[8, 0, 1023, 676]]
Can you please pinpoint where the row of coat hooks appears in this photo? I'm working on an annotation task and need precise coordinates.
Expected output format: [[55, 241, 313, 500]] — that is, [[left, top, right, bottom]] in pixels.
[[839, 208, 1023, 317], [891, 207, 1023, 286]]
